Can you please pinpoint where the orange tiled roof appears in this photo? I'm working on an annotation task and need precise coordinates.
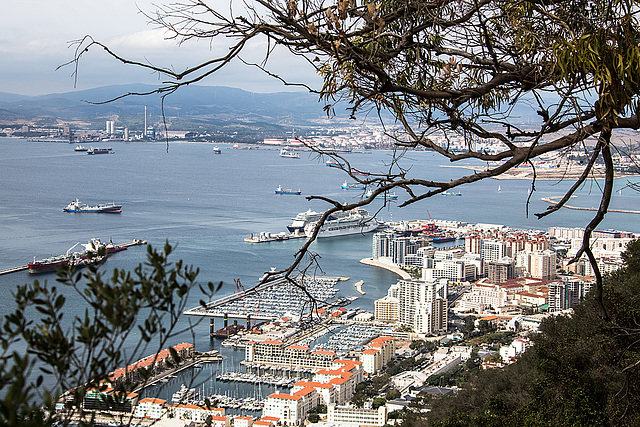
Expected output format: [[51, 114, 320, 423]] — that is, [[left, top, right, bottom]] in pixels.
[[267, 393, 302, 400]]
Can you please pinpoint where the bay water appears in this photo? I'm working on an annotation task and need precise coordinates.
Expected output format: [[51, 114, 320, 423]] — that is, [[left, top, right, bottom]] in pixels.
[[0, 137, 638, 408]]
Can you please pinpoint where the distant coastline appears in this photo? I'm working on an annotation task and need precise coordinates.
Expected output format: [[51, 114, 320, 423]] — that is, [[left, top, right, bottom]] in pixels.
[[439, 164, 637, 180]]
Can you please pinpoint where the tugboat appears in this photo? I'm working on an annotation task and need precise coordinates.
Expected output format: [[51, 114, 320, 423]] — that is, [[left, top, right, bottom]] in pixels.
[[63, 198, 122, 213], [213, 146, 222, 154]]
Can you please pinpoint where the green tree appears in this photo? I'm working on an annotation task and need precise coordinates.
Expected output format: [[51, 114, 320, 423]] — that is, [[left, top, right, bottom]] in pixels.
[[372, 397, 387, 409], [0, 243, 219, 426], [308, 412, 320, 423], [460, 316, 477, 338], [386, 389, 401, 401]]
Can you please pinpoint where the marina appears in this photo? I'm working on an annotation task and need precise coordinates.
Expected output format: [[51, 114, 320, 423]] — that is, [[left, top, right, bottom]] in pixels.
[[184, 275, 344, 321]]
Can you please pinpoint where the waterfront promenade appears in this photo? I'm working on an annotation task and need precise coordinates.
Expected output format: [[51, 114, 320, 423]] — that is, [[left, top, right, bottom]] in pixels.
[[359, 258, 412, 279]]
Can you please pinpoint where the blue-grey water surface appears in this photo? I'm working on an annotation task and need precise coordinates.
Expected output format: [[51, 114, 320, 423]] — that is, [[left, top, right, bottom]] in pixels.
[[0, 137, 638, 405]]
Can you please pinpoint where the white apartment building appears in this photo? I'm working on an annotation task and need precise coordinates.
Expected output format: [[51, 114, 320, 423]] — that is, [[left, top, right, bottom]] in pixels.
[[327, 403, 388, 426], [396, 279, 448, 334], [422, 258, 477, 282], [134, 397, 166, 419], [245, 340, 336, 370], [262, 389, 318, 426], [454, 279, 512, 313], [167, 404, 228, 425], [516, 249, 557, 280], [499, 337, 531, 363], [360, 336, 395, 374], [548, 226, 585, 241], [233, 415, 254, 427], [374, 295, 399, 322]]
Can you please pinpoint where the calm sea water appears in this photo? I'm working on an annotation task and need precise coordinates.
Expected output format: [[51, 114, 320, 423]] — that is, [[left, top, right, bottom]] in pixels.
[[0, 137, 638, 402]]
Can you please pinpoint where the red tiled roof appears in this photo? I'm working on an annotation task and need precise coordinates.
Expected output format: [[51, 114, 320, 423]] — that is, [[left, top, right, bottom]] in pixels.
[[286, 344, 310, 351], [293, 386, 316, 396], [267, 393, 302, 400]]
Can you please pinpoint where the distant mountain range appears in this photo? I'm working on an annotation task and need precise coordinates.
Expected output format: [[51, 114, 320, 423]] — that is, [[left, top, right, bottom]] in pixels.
[[0, 84, 542, 130], [0, 84, 338, 127]]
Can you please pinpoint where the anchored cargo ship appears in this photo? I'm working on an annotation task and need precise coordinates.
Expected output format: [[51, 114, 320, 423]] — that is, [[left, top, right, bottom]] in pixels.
[[63, 198, 122, 213], [27, 238, 127, 274], [87, 147, 112, 154], [341, 180, 365, 190], [365, 190, 398, 200], [275, 185, 301, 195]]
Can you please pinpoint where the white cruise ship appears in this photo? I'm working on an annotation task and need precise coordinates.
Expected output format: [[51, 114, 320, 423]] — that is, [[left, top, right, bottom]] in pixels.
[[304, 208, 381, 238], [287, 209, 350, 233]]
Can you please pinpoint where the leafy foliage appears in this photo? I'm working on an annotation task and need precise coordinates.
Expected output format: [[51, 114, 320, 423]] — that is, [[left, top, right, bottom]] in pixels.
[[0, 242, 219, 426]]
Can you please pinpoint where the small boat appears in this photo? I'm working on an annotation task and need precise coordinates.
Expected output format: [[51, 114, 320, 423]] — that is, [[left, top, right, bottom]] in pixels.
[[433, 235, 456, 243], [171, 384, 197, 404], [326, 160, 345, 167], [63, 198, 122, 213], [74, 145, 88, 152], [351, 168, 369, 176], [213, 146, 222, 154], [87, 147, 112, 155], [365, 190, 398, 200], [279, 148, 300, 159], [442, 191, 462, 196], [275, 185, 301, 195], [341, 181, 365, 190]]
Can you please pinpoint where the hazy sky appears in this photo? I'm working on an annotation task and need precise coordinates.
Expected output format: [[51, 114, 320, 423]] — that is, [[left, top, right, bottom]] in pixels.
[[1, 1, 319, 96]]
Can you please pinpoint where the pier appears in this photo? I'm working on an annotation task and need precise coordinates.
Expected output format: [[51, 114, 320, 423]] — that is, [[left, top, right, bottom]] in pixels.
[[0, 265, 28, 276], [542, 196, 640, 214]]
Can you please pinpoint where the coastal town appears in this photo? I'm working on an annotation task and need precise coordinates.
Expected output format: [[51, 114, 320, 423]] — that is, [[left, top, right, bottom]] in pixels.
[[55, 214, 639, 427]]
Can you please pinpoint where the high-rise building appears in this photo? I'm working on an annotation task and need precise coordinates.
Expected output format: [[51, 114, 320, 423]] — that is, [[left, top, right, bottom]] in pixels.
[[481, 239, 508, 264], [374, 295, 399, 322], [106, 120, 115, 135], [395, 279, 448, 334], [372, 232, 391, 259], [486, 257, 515, 283]]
